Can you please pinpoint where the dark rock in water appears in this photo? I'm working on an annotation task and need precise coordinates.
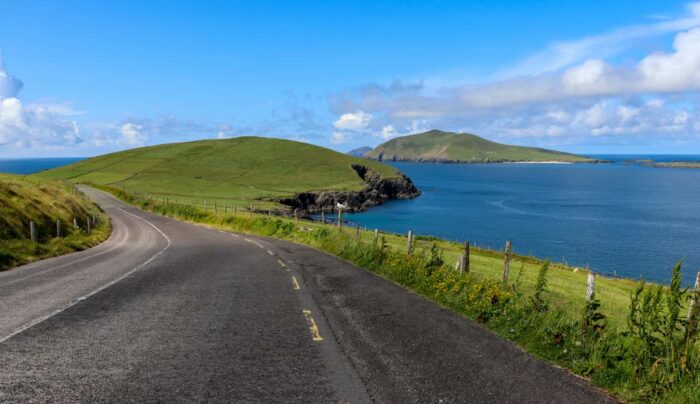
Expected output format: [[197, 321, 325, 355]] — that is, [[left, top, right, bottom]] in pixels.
[[277, 164, 420, 213]]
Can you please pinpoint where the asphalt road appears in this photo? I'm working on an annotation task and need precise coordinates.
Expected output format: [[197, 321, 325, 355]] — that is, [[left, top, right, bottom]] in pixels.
[[0, 188, 615, 403]]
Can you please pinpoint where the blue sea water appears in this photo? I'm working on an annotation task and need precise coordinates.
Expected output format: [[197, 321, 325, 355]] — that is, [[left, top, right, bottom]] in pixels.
[[0, 158, 84, 175], [345, 156, 700, 286]]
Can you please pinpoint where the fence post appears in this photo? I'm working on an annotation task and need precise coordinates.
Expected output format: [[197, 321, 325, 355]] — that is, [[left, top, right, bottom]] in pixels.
[[321, 211, 325, 226], [73, 217, 79, 230], [373, 229, 379, 246], [687, 272, 700, 339], [503, 240, 512, 283], [214, 203, 217, 213], [249, 204, 253, 217], [337, 208, 343, 229], [406, 230, 414, 254], [460, 241, 470, 274], [56, 219, 61, 238], [87, 216, 92, 233], [268, 208, 271, 218], [234, 204, 237, 215], [294, 209, 298, 225], [586, 272, 596, 301], [355, 224, 360, 238], [30, 220, 36, 242]]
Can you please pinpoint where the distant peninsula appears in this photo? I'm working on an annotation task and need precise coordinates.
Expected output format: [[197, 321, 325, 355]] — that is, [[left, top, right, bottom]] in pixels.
[[627, 160, 700, 169], [365, 130, 602, 163], [347, 146, 372, 158]]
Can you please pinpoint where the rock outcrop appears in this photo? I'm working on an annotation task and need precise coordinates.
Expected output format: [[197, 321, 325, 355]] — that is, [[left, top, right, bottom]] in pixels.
[[277, 164, 420, 213]]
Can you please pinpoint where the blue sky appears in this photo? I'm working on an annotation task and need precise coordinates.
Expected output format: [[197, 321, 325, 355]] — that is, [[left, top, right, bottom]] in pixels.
[[1, 0, 699, 157]]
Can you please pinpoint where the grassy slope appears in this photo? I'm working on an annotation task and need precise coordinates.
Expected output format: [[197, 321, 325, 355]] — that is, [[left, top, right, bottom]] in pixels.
[[0, 174, 110, 269], [367, 130, 595, 163], [38, 137, 402, 208], [99, 185, 698, 402]]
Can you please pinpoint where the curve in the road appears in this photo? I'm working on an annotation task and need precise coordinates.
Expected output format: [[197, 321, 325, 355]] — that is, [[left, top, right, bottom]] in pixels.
[[0, 187, 614, 403]]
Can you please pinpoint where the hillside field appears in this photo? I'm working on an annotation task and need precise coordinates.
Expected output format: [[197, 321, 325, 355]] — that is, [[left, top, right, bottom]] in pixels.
[[39, 137, 406, 210]]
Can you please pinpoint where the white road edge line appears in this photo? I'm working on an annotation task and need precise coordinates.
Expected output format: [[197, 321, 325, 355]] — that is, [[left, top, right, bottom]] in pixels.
[[0, 208, 172, 345], [267, 250, 275, 256]]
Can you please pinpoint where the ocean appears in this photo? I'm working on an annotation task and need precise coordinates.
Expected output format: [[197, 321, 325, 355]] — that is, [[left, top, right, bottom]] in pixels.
[[0, 158, 84, 175], [344, 156, 700, 286]]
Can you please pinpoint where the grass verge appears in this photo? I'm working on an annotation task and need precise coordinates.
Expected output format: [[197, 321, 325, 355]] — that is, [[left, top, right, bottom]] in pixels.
[[0, 174, 111, 270]]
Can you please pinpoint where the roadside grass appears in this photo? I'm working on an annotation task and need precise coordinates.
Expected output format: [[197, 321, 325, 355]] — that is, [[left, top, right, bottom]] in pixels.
[[0, 174, 110, 270], [36, 136, 402, 209], [98, 184, 700, 402]]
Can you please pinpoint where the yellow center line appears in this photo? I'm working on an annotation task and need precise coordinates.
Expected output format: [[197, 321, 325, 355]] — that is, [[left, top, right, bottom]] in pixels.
[[302, 310, 323, 342], [292, 276, 300, 290]]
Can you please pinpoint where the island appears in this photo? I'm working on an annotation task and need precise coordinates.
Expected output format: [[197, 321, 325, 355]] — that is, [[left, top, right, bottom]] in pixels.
[[365, 129, 603, 163]]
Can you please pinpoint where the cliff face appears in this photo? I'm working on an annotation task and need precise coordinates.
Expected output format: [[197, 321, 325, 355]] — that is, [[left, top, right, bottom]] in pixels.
[[277, 164, 420, 213]]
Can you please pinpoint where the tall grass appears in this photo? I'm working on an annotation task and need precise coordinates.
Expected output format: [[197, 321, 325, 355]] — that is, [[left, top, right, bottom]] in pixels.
[[0, 174, 110, 270], [99, 184, 700, 402]]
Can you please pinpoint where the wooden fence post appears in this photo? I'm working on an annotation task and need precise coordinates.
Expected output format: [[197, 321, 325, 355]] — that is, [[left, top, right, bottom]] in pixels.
[[294, 209, 298, 225], [56, 219, 61, 238], [687, 272, 700, 339], [234, 204, 237, 215], [460, 241, 470, 274], [268, 208, 271, 218], [337, 208, 343, 229], [406, 230, 414, 254], [503, 240, 512, 283], [355, 224, 360, 238], [87, 216, 92, 233], [30, 220, 36, 242], [249, 204, 253, 217], [321, 211, 325, 226], [586, 272, 596, 301], [373, 229, 379, 246], [73, 217, 79, 230], [214, 203, 217, 213]]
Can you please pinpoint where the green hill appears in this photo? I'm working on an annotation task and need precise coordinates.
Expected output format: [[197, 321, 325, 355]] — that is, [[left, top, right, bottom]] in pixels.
[[366, 130, 596, 163], [38, 136, 419, 211], [0, 174, 108, 269]]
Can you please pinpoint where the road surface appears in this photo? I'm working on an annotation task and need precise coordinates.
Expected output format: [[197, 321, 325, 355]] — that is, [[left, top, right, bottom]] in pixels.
[[0, 187, 614, 403]]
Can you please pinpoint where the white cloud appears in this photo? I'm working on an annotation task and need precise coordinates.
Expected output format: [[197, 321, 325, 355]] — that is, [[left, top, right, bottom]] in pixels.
[[120, 123, 147, 146], [330, 16, 700, 148], [331, 131, 348, 144], [500, 2, 700, 77], [0, 56, 82, 148], [456, 27, 700, 109], [333, 111, 373, 131], [0, 56, 22, 99]]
